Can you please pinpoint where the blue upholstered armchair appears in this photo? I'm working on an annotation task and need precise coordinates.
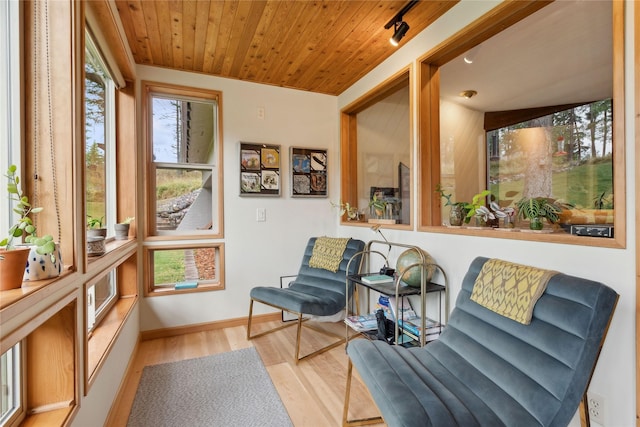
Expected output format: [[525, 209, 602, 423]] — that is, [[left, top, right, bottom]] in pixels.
[[344, 256, 618, 427], [247, 237, 365, 363]]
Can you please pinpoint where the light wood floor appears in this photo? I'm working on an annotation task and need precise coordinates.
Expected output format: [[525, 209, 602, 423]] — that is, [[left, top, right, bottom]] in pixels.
[[107, 319, 386, 427]]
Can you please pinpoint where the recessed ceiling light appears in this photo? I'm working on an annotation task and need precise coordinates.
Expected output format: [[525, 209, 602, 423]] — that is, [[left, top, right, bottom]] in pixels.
[[459, 90, 478, 99]]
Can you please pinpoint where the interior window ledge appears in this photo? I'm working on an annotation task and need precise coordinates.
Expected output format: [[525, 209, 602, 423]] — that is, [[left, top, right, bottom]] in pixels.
[[0, 269, 74, 313], [22, 405, 75, 427], [86, 295, 137, 390], [86, 239, 137, 273], [422, 225, 624, 249], [146, 282, 224, 297]]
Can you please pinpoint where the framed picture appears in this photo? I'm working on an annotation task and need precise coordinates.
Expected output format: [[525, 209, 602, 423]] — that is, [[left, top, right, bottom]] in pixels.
[[240, 142, 281, 196], [290, 147, 328, 197]]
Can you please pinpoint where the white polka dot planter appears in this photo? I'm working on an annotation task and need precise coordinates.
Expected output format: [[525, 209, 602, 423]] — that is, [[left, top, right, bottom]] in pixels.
[[23, 243, 63, 281]]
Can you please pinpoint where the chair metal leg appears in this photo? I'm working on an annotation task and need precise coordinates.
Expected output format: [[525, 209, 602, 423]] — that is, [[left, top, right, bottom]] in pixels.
[[342, 359, 383, 426], [581, 393, 591, 427], [247, 299, 254, 340], [247, 298, 298, 341], [248, 297, 348, 364]]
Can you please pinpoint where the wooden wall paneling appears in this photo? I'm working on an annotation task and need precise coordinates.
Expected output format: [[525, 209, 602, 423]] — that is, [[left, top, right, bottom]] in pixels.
[[25, 298, 78, 421]]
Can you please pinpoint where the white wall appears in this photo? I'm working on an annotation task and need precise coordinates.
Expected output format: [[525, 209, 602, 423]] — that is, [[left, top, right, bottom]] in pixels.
[[337, 2, 637, 427], [135, 66, 341, 330]]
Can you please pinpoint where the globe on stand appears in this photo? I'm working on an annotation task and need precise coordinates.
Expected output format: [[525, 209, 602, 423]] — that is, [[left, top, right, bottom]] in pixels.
[[395, 248, 436, 288]]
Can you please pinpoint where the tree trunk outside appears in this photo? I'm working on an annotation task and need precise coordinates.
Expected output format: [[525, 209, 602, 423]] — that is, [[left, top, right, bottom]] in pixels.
[[520, 117, 553, 198]]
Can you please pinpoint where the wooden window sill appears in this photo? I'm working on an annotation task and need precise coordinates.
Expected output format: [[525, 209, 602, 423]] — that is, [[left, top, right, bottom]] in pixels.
[[0, 269, 73, 312], [21, 405, 75, 427], [420, 225, 623, 249]]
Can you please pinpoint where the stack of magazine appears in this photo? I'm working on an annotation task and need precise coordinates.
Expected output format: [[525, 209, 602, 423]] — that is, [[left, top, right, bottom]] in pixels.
[[388, 296, 442, 342], [344, 313, 379, 331]]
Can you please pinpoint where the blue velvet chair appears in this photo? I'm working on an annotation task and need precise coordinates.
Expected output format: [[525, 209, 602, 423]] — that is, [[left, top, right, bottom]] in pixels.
[[247, 237, 365, 363], [343, 256, 618, 427]]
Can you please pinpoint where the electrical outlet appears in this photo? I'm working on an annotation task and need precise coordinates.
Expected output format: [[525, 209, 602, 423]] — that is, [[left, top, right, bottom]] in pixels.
[[587, 392, 604, 425], [256, 207, 266, 222]]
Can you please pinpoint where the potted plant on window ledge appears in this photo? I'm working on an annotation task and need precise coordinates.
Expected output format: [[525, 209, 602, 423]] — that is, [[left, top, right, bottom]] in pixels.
[[114, 216, 134, 240], [435, 184, 468, 227], [86, 215, 106, 257], [516, 197, 562, 231], [1, 165, 59, 290]]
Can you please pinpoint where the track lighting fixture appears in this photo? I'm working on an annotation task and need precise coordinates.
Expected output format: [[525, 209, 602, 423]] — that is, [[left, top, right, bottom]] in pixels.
[[390, 21, 410, 46], [384, 0, 419, 47]]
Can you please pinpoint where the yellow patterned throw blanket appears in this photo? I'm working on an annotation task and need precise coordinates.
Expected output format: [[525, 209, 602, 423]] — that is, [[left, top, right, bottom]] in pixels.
[[471, 259, 557, 325], [308, 237, 350, 273]]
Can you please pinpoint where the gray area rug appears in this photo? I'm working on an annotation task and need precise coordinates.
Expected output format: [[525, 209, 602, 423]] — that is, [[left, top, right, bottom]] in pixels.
[[127, 347, 293, 427]]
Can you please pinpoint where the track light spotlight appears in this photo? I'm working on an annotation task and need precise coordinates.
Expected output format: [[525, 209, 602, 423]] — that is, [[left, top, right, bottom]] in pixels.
[[390, 21, 410, 46], [384, 0, 418, 47]]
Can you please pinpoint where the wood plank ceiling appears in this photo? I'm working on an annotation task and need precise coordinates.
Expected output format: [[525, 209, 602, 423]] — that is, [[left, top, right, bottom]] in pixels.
[[114, 0, 458, 95]]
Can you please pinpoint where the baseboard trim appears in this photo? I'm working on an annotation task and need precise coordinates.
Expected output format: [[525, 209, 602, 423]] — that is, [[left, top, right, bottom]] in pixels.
[[140, 312, 282, 341], [104, 336, 141, 427]]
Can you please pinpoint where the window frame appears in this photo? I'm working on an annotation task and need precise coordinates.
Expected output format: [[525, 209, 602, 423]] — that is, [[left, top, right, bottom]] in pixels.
[[416, 1, 626, 248], [142, 81, 224, 240], [339, 67, 414, 231], [0, 344, 24, 427], [84, 29, 117, 239], [144, 243, 226, 296], [0, 0, 22, 243]]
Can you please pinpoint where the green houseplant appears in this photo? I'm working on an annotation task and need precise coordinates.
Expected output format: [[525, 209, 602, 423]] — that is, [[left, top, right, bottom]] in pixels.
[[86, 215, 106, 238], [369, 194, 387, 219], [435, 184, 467, 226], [516, 197, 562, 230], [464, 190, 492, 225], [0, 165, 57, 290]]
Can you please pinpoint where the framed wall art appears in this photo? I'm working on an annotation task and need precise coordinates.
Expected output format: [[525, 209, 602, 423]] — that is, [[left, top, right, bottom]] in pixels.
[[290, 147, 327, 198], [240, 142, 281, 196]]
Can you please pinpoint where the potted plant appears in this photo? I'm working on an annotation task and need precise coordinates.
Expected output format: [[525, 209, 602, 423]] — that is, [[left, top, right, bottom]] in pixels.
[[86, 215, 106, 257], [464, 190, 491, 226], [515, 197, 562, 230], [86, 215, 106, 238], [489, 201, 516, 228], [1, 165, 58, 290], [369, 194, 387, 219], [114, 216, 134, 240], [330, 201, 360, 221], [592, 191, 613, 224], [435, 184, 467, 226]]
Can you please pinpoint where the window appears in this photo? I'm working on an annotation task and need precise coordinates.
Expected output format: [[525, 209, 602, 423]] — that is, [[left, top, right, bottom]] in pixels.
[[144, 82, 223, 237], [417, 1, 625, 247], [146, 244, 225, 294], [488, 100, 614, 223], [0, 0, 20, 238], [85, 31, 116, 237], [340, 70, 412, 228], [142, 82, 224, 295], [87, 271, 117, 332], [0, 345, 22, 426]]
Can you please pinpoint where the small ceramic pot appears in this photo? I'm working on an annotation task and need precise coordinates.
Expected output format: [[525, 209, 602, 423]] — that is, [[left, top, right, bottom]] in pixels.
[[87, 236, 106, 257], [23, 243, 63, 281], [114, 223, 130, 240]]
